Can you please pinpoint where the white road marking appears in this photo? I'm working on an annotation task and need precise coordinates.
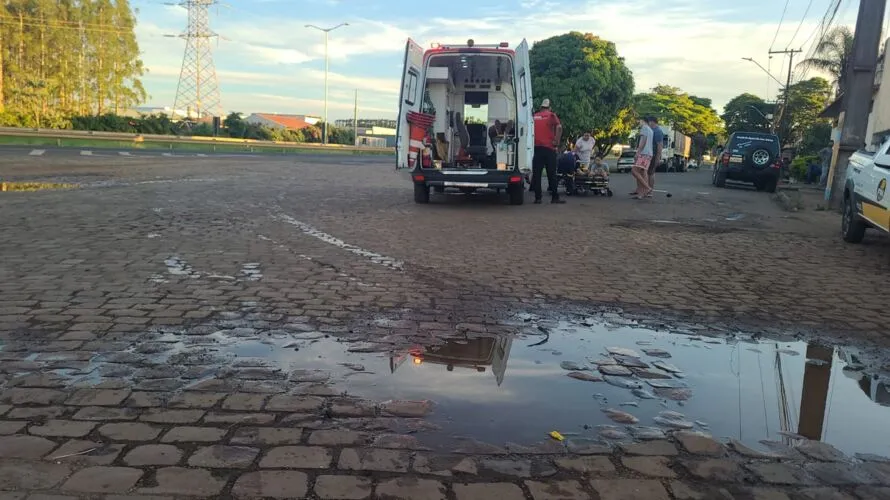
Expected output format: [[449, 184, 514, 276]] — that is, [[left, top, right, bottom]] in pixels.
[[276, 214, 404, 270], [29, 149, 45, 156], [196, 154, 207, 157], [80, 150, 93, 156], [162, 153, 174, 157], [119, 151, 132, 156]]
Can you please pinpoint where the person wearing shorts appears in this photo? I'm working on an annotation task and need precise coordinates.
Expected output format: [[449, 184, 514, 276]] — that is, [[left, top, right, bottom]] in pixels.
[[648, 117, 664, 189], [631, 116, 653, 198]]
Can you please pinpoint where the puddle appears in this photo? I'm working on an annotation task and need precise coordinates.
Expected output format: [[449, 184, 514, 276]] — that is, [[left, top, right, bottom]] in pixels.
[[15, 314, 890, 457], [0, 181, 77, 192]]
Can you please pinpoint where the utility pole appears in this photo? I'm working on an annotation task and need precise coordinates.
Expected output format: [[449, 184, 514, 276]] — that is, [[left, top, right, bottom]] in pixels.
[[169, 0, 222, 120], [828, 0, 887, 210], [353, 89, 358, 147], [767, 49, 802, 135]]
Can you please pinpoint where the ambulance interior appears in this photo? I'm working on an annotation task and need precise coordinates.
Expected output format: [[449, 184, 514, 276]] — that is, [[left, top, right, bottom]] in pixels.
[[423, 53, 518, 169]]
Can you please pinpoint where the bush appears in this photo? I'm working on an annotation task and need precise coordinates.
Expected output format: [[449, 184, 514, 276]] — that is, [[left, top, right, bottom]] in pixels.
[[790, 155, 819, 181]]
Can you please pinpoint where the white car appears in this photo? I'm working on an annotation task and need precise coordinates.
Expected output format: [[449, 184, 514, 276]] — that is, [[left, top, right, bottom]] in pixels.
[[615, 149, 635, 173]]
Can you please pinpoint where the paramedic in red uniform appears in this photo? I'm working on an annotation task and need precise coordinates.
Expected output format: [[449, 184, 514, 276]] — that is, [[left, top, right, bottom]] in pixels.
[[532, 99, 565, 204]]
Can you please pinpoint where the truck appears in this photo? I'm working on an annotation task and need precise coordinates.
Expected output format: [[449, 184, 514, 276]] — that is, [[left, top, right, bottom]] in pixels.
[[657, 124, 692, 172], [841, 138, 890, 243], [396, 38, 534, 205]]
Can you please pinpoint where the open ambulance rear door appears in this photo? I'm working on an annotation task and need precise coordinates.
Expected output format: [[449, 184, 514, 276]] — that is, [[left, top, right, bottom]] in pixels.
[[395, 39, 424, 170], [514, 39, 533, 175]]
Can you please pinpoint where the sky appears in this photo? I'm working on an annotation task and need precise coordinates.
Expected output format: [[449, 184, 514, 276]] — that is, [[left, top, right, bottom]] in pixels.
[[132, 0, 864, 121]]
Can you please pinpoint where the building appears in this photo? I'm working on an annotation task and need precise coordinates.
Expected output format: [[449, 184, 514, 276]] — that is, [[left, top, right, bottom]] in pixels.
[[245, 113, 321, 131], [334, 118, 397, 129]]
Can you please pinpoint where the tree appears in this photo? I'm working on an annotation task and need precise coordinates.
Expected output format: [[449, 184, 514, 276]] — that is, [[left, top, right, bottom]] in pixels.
[[721, 93, 776, 135], [776, 77, 832, 146], [597, 107, 635, 154], [797, 26, 853, 97], [634, 85, 722, 137], [529, 32, 634, 141]]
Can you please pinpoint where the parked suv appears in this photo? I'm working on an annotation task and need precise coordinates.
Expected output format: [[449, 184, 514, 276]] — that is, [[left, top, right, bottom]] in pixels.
[[712, 132, 781, 192]]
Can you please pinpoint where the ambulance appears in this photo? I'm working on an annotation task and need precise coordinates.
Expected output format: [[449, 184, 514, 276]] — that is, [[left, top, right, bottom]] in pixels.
[[396, 38, 534, 205]]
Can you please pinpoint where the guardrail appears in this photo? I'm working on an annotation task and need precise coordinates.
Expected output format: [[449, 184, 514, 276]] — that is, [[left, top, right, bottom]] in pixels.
[[0, 126, 395, 155]]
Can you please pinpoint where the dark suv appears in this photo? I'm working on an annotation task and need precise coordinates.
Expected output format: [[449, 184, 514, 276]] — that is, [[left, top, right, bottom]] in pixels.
[[712, 132, 781, 192]]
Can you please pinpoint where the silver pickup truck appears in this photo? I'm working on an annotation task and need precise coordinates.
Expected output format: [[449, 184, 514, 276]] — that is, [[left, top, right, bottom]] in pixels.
[[842, 141, 890, 242]]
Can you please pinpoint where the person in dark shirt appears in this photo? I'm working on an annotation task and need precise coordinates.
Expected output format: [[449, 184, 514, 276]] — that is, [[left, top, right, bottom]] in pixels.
[[557, 148, 578, 194]]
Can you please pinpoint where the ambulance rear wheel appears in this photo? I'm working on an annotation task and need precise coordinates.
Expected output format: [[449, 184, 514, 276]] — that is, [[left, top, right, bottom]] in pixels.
[[508, 184, 525, 205]]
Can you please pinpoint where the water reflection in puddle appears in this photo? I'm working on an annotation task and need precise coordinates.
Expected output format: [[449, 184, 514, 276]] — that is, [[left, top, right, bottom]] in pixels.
[[193, 318, 890, 456]]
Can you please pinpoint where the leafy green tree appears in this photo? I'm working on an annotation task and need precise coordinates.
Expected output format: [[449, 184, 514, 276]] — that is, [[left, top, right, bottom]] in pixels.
[[797, 26, 853, 97], [633, 85, 722, 137], [597, 107, 635, 154], [721, 93, 776, 135], [529, 32, 634, 141], [776, 77, 832, 146]]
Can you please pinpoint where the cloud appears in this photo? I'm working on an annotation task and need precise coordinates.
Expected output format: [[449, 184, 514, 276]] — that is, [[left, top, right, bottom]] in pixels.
[[133, 0, 852, 119]]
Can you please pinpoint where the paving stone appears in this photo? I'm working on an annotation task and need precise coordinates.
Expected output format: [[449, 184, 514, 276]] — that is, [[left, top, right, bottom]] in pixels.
[[1, 388, 66, 405], [222, 393, 269, 411], [71, 406, 140, 421], [7, 406, 67, 419], [265, 394, 324, 412], [555, 456, 616, 474], [565, 438, 612, 455], [379, 400, 433, 418], [45, 440, 125, 465], [675, 431, 725, 456], [140, 409, 205, 424], [231, 426, 304, 445], [0, 435, 58, 458], [590, 479, 671, 500], [526, 480, 590, 500], [62, 466, 143, 493], [453, 483, 525, 500], [29, 419, 97, 437], [855, 486, 890, 500], [204, 412, 276, 424], [622, 456, 676, 478], [0, 461, 70, 490], [747, 462, 816, 485], [805, 462, 880, 485], [160, 426, 226, 443], [25, 495, 79, 500], [412, 454, 472, 477], [792, 488, 857, 500], [314, 474, 373, 499], [168, 391, 226, 408], [686, 458, 746, 482], [308, 429, 367, 446], [0, 420, 26, 434], [124, 444, 183, 466], [670, 481, 708, 500], [372, 433, 429, 450], [99, 422, 161, 441], [65, 389, 130, 406], [479, 459, 533, 478], [862, 463, 890, 485], [188, 445, 259, 468], [231, 470, 309, 499], [338, 448, 410, 472], [0, 405, 9, 416], [138, 467, 227, 496], [375, 477, 445, 500], [259, 445, 333, 468], [797, 441, 847, 462], [740, 488, 792, 500], [330, 398, 377, 417], [620, 440, 678, 456], [125, 391, 167, 408]]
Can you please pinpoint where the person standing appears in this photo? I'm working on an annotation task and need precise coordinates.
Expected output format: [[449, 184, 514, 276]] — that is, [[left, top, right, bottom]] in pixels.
[[648, 117, 664, 189], [532, 98, 565, 204], [818, 141, 833, 187], [631, 116, 654, 198], [574, 132, 596, 170]]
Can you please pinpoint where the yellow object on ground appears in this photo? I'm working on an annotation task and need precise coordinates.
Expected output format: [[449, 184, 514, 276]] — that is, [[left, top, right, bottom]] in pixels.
[[549, 431, 565, 441]]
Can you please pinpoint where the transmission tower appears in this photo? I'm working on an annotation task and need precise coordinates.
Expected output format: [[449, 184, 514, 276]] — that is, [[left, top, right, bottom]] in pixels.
[[171, 0, 221, 119]]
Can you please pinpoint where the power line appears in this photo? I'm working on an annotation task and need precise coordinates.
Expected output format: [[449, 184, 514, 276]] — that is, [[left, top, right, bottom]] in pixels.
[[797, 0, 846, 82], [770, 0, 793, 51], [787, 0, 818, 49]]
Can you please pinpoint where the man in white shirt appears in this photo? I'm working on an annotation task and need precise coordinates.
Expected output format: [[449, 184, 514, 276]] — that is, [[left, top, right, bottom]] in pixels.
[[574, 132, 596, 171], [631, 116, 653, 198]]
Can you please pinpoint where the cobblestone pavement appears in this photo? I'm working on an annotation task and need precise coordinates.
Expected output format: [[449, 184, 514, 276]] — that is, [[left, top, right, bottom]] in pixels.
[[0, 155, 888, 499]]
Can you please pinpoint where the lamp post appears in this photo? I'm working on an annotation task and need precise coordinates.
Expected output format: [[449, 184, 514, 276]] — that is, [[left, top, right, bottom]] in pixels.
[[305, 22, 348, 145], [741, 57, 785, 87]]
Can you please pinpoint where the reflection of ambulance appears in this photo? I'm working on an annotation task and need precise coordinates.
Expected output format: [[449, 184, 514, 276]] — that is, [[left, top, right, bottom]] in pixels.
[[396, 38, 534, 205], [390, 337, 514, 386]]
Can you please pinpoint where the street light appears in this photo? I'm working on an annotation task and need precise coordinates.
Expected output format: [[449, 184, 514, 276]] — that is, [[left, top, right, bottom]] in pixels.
[[306, 22, 349, 145], [746, 105, 774, 122], [741, 57, 785, 88]]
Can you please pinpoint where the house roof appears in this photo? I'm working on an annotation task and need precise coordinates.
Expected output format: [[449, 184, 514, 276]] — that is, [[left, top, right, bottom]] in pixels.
[[253, 113, 317, 130], [820, 95, 845, 119]]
